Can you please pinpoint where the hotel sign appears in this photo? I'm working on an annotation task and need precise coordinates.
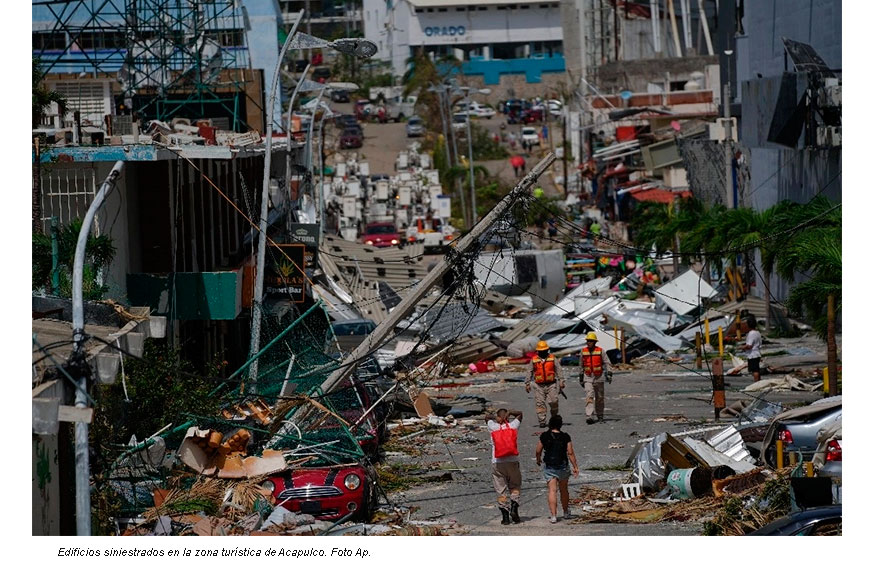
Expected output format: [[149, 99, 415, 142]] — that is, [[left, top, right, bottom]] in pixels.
[[424, 25, 466, 37]]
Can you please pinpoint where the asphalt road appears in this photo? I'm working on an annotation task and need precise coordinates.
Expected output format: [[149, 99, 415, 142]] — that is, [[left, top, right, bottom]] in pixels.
[[380, 342, 829, 536]]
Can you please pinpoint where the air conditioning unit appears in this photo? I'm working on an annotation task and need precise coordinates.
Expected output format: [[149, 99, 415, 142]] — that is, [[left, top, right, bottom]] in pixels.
[[708, 118, 737, 142], [816, 126, 841, 148]]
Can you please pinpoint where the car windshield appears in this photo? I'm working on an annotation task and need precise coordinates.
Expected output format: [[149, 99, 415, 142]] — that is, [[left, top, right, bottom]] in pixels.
[[365, 224, 395, 234], [408, 118, 422, 126], [453, 114, 466, 122], [332, 321, 376, 336], [343, 128, 362, 136], [523, 128, 536, 134]]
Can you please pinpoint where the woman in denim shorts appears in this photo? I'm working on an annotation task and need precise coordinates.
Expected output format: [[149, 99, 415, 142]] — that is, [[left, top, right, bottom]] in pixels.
[[535, 415, 580, 523]]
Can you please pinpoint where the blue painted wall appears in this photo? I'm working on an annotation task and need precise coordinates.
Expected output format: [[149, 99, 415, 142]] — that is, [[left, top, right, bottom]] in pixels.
[[437, 54, 565, 85]]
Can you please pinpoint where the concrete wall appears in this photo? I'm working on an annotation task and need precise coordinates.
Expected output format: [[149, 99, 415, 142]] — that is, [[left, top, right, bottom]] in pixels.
[[455, 72, 569, 101]]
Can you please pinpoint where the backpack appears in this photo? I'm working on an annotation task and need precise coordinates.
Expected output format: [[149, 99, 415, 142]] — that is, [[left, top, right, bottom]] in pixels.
[[492, 422, 519, 458]]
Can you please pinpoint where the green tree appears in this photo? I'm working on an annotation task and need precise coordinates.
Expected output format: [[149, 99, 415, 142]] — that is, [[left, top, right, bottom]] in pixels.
[[774, 196, 841, 394], [33, 218, 116, 299]]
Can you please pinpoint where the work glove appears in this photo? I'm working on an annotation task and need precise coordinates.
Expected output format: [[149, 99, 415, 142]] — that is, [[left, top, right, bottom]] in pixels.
[[605, 371, 613, 384]]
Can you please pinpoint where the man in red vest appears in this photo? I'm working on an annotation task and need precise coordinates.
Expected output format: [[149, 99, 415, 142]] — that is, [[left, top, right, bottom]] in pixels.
[[581, 332, 612, 424], [525, 340, 566, 428]]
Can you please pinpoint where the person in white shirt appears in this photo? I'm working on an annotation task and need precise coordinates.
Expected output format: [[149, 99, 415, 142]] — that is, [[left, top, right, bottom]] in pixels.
[[742, 317, 763, 382], [486, 408, 523, 525]]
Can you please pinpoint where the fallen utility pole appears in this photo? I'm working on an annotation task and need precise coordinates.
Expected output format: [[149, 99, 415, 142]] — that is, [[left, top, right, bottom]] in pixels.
[[318, 153, 557, 395]]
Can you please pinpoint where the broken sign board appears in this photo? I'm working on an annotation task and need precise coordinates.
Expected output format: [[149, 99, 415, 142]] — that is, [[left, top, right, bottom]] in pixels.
[[654, 269, 718, 315]]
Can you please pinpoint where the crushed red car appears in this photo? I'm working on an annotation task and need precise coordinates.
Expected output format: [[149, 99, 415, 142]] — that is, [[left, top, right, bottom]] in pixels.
[[262, 463, 375, 521]]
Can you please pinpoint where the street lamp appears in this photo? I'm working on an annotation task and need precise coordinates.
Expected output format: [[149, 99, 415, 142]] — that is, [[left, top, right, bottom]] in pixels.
[[70, 160, 125, 535], [456, 86, 491, 225], [249, 12, 376, 387]]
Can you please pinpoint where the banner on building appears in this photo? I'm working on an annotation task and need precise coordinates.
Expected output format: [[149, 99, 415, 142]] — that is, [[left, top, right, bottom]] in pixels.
[[265, 244, 306, 302], [288, 223, 319, 269]]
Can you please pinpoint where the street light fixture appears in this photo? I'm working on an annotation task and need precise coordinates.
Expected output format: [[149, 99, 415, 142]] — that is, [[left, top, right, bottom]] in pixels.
[[456, 86, 491, 225], [288, 32, 378, 59], [249, 12, 376, 387]]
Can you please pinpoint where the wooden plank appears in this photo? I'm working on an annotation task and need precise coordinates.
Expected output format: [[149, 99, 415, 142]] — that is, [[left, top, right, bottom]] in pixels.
[[58, 405, 94, 424]]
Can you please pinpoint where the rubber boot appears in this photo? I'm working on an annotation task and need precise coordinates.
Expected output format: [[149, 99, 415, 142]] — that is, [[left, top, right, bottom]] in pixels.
[[510, 500, 520, 523], [499, 507, 511, 525]]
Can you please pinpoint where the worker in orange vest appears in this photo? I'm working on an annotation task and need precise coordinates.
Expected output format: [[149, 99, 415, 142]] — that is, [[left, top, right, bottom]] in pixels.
[[525, 340, 566, 428], [581, 332, 612, 424]]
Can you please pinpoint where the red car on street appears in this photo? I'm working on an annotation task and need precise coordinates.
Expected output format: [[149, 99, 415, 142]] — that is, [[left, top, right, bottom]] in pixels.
[[361, 222, 401, 247], [520, 108, 544, 124]]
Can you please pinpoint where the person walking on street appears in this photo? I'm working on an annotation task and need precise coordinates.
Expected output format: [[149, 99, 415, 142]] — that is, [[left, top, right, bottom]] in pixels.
[[581, 332, 611, 424], [535, 415, 579, 523], [742, 316, 762, 382], [525, 341, 566, 428], [486, 408, 524, 524]]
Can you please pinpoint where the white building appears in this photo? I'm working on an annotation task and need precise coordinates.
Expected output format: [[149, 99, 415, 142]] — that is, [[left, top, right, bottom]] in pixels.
[[362, 0, 565, 89]]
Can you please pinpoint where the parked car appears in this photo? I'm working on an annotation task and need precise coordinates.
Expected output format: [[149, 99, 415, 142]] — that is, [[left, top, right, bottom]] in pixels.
[[760, 397, 842, 468], [262, 463, 375, 522], [460, 101, 496, 118], [330, 88, 350, 103], [452, 112, 468, 133], [312, 67, 331, 82], [294, 59, 308, 73], [339, 127, 363, 149], [332, 318, 377, 352], [335, 114, 360, 129], [521, 126, 540, 146], [812, 417, 841, 479], [546, 99, 563, 117], [354, 99, 373, 119], [361, 221, 401, 247], [406, 115, 425, 137], [405, 216, 455, 253], [520, 108, 543, 124], [748, 505, 841, 536]]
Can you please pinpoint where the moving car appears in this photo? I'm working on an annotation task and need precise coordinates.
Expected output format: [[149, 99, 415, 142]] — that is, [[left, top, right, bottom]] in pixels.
[[747, 505, 841, 536], [361, 222, 401, 247], [521, 126, 540, 146], [760, 397, 842, 467], [339, 127, 363, 149], [406, 115, 425, 137]]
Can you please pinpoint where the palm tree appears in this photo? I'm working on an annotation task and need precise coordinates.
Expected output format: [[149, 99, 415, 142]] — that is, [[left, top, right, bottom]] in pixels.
[[775, 196, 841, 395]]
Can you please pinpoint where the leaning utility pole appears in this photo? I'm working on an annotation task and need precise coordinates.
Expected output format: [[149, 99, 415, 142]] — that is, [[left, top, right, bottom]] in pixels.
[[318, 153, 558, 395]]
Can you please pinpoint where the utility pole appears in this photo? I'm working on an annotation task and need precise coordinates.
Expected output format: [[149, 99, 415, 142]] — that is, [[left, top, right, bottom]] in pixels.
[[723, 48, 734, 208], [318, 153, 559, 395]]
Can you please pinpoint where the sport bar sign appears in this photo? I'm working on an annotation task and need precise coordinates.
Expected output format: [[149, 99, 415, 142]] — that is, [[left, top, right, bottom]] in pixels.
[[265, 244, 306, 302]]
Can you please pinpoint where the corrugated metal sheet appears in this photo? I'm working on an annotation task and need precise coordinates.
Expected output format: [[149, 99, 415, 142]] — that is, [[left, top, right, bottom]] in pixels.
[[654, 270, 718, 315], [423, 301, 502, 342], [500, 314, 566, 343], [444, 337, 504, 365]]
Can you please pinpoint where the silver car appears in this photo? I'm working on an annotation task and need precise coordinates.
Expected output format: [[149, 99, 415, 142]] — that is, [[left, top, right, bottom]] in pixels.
[[760, 397, 842, 467], [406, 116, 424, 138]]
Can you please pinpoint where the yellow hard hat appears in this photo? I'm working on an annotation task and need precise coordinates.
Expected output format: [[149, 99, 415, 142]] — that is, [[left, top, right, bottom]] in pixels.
[[586, 332, 598, 341], [536, 340, 549, 351]]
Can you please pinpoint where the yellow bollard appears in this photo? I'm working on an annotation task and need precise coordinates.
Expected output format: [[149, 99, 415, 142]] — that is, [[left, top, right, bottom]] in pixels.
[[806, 462, 814, 478], [776, 440, 784, 469], [704, 318, 710, 345], [718, 327, 724, 357], [823, 367, 830, 395]]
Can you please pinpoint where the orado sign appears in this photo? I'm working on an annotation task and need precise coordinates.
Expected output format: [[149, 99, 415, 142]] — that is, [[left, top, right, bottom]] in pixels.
[[424, 25, 466, 37]]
